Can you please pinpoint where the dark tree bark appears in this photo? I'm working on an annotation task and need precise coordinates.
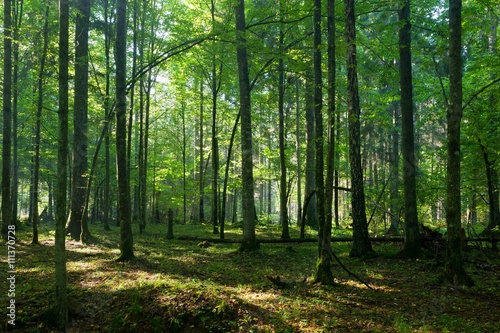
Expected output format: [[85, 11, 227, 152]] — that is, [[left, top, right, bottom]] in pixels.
[[116, 0, 135, 261], [67, 0, 91, 242], [2, 0, 13, 239], [235, 0, 259, 251], [442, 0, 472, 286], [313, 0, 333, 285], [55, 0, 69, 327], [398, 0, 422, 258], [344, 0, 374, 258], [31, 3, 50, 244]]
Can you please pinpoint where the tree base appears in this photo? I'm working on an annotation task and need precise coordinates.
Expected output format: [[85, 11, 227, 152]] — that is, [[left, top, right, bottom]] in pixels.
[[239, 239, 260, 252], [314, 260, 334, 286]]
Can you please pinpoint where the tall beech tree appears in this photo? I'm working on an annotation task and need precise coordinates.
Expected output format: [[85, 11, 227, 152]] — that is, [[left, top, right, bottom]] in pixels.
[[442, 0, 472, 286], [116, 0, 135, 261], [345, 0, 374, 258], [398, 0, 422, 258], [235, 0, 259, 251]]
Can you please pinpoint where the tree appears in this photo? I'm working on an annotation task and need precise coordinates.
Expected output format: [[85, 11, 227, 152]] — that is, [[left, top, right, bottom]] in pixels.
[[2, 0, 13, 239], [116, 0, 135, 261], [278, 0, 289, 240], [398, 0, 422, 258], [314, 0, 333, 285], [31, 3, 50, 244], [54, 0, 69, 327], [235, 0, 259, 251], [345, 0, 374, 258], [442, 0, 472, 286], [67, 0, 91, 242]]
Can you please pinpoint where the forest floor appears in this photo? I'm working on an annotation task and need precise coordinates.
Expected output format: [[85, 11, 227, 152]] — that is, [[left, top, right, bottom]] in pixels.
[[1, 221, 499, 333]]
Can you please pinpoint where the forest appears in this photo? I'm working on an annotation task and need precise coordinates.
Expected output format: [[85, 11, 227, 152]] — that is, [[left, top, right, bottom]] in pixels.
[[1, 0, 499, 331]]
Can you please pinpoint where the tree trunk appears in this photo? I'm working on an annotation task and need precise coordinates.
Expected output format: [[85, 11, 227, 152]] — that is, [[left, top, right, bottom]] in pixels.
[[314, 0, 333, 286], [278, 24, 290, 240], [480, 142, 500, 233], [295, 79, 302, 226], [199, 80, 205, 223], [325, 0, 336, 230], [11, 0, 23, 229], [235, 0, 259, 251], [67, 0, 91, 242], [304, 70, 317, 229], [116, 0, 135, 261], [103, 0, 112, 232], [398, 0, 422, 258], [31, 4, 50, 244], [55, 0, 69, 327], [345, 0, 374, 258], [2, 0, 13, 239], [442, 0, 471, 286], [387, 103, 400, 235]]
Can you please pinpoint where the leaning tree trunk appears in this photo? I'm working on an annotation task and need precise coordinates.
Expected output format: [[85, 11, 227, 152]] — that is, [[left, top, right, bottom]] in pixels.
[[442, 0, 472, 286], [235, 0, 259, 251], [345, 0, 374, 258], [116, 0, 135, 261], [398, 0, 422, 258]]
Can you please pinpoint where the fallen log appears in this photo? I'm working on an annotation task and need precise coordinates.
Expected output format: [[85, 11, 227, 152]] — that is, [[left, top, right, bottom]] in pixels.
[[176, 235, 498, 244]]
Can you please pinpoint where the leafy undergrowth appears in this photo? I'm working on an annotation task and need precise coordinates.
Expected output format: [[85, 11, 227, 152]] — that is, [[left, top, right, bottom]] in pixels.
[[1, 222, 499, 332]]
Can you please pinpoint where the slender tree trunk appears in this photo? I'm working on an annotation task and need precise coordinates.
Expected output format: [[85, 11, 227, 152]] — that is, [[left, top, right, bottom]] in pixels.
[[278, 22, 290, 240], [116, 0, 135, 261], [235, 0, 259, 251], [388, 103, 400, 235], [480, 144, 500, 233], [1, 0, 13, 239], [103, 0, 112, 231], [67, 0, 91, 242], [325, 0, 336, 234], [11, 0, 23, 228], [55, 0, 69, 327], [199, 80, 205, 223], [221, 111, 241, 239], [304, 70, 317, 229], [345, 0, 374, 258], [295, 79, 302, 226], [31, 4, 50, 244], [398, 0, 422, 258], [442, 0, 471, 286]]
